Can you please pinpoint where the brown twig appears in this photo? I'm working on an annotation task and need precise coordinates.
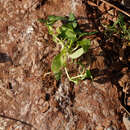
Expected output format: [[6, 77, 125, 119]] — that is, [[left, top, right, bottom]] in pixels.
[[99, 0, 130, 17], [120, 104, 130, 116], [0, 114, 37, 129]]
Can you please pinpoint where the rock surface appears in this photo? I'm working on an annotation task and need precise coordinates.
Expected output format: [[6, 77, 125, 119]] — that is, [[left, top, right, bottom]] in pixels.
[[0, 0, 128, 130]]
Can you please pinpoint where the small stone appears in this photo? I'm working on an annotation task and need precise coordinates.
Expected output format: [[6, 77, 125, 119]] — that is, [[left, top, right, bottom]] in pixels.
[[38, 98, 44, 105], [106, 126, 117, 130], [44, 34, 48, 40], [123, 115, 130, 130], [26, 26, 34, 34], [41, 101, 50, 113], [96, 125, 104, 130]]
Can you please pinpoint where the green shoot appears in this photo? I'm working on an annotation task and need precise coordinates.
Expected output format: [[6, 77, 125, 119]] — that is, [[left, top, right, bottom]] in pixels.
[[103, 13, 130, 41], [39, 13, 96, 84]]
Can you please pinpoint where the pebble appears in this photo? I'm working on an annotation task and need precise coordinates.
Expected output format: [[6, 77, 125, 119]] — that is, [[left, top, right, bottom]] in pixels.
[[41, 101, 50, 113]]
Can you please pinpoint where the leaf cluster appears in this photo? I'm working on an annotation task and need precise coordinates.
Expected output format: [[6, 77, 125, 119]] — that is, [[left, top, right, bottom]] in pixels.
[[104, 13, 130, 41], [39, 13, 95, 84]]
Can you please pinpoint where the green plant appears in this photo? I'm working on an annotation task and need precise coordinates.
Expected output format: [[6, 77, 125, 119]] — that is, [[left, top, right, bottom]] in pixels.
[[104, 13, 130, 41], [39, 13, 95, 84]]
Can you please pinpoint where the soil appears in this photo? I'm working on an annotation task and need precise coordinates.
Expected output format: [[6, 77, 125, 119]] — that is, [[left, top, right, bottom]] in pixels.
[[0, 0, 129, 130]]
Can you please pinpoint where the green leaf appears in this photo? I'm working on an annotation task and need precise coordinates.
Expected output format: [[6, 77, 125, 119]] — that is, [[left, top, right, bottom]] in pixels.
[[48, 25, 53, 35], [65, 23, 74, 30], [69, 48, 84, 59], [48, 15, 64, 21], [118, 14, 124, 26], [68, 13, 76, 21], [65, 30, 76, 40], [78, 31, 98, 38], [58, 25, 75, 40], [38, 18, 46, 23], [60, 25, 68, 31], [51, 53, 65, 74], [70, 79, 78, 84], [58, 26, 68, 39], [54, 71, 62, 80], [72, 22, 77, 28], [122, 25, 127, 33], [47, 15, 65, 25], [78, 39, 91, 52], [85, 70, 93, 79]]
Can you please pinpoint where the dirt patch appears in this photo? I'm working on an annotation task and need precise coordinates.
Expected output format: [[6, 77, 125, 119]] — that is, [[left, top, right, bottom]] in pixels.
[[0, 0, 129, 130]]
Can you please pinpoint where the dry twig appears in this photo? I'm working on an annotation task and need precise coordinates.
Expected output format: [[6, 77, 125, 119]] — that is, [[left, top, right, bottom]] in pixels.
[[87, 0, 130, 17], [99, 0, 130, 17], [0, 114, 36, 129]]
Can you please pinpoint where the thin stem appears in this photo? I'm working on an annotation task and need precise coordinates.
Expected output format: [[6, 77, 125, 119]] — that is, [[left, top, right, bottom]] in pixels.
[[65, 67, 78, 84], [65, 67, 71, 80], [71, 74, 85, 80]]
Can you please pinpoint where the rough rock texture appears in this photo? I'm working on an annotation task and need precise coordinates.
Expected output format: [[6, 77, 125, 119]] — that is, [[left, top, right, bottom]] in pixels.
[[74, 81, 121, 129], [0, 0, 128, 130]]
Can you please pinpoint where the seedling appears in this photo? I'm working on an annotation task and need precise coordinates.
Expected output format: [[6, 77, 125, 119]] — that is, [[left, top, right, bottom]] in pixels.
[[104, 13, 130, 41], [39, 13, 95, 84]]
